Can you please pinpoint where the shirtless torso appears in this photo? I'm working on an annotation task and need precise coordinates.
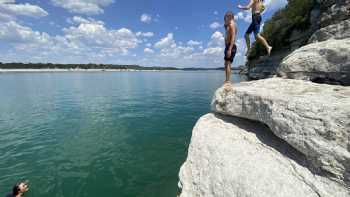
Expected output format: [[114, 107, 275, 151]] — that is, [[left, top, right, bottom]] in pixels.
[[238, 0, 272, 56], [225, 21, 237, 45]]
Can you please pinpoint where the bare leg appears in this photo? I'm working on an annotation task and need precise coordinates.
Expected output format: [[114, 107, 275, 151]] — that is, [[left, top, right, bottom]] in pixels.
[[245, 33, 250, 56], [256, 33, 272, 56], [225, 61, 231, 83]]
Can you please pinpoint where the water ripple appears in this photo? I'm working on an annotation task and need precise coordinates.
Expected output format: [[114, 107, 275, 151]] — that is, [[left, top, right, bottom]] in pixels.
[[0, 72, 245, 197]]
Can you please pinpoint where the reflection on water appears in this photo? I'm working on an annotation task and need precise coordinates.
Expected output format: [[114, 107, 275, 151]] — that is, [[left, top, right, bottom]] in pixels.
[[0, 71, 246, 197]]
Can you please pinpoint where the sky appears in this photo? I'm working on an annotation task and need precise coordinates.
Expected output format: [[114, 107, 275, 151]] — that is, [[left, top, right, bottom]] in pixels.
[[0, 0, 288, 68]]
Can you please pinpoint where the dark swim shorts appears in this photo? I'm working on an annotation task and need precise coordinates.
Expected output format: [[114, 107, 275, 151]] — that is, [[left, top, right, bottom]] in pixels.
[[246, 13, 262, 35], [224, 44, 237, 63]]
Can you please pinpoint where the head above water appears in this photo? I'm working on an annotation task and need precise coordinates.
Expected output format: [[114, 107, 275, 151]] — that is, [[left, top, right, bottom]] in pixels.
[[12, 182, 29, 196], [224, 11, 234, 25]]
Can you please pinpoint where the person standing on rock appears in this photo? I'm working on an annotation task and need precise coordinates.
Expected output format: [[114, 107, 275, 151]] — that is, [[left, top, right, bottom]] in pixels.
[[238, 0, 272, 56], [224, 11, 237, 87]]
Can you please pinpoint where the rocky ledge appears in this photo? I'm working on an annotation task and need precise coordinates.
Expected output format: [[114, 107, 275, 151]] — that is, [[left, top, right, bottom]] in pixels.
[[278, 38, 350, 85], [246, 0, 350, 84], [178, 78, 350, 197]]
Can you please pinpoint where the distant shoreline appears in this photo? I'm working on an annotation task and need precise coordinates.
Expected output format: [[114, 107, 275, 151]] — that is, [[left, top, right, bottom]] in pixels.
[[0, 63, 245, 72], [0, 69, 183, 73], [0, 68, 245, 73]]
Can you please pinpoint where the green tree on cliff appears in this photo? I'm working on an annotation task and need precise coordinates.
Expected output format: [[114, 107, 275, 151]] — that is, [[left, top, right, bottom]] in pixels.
[[248, 0, 314, 60]]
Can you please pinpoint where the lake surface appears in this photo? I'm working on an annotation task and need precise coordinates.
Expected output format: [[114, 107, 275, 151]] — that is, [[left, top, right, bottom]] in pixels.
[[0, 71, 246, 197]]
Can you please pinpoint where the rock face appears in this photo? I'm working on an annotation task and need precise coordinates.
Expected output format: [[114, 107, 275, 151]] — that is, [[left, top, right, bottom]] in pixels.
[[277, 39, 350, 85], [178, 114, 349, 197], [275, 0, 350, 85], [211, 78, 350, 188], [319, 0, 350, 28], [247, 0, 350, 83], [308, 19, 350, 43], [247, 52, 288, 80]]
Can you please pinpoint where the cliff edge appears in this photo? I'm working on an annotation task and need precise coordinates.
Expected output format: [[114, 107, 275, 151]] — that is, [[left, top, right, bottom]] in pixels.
[[178, 78, 350, 197]]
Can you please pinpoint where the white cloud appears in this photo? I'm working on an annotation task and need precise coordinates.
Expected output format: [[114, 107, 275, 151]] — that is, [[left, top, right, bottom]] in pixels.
[[136, 31, 154, 37], [209, 22, 221, 30], [208, 31, 225, 47], [140, 14, 152, 23], [0, 7, 247, 68], [0, 1, 48, 22], [235, 11, 251, 23], [159, 45, 194, 58], [51, 0, 114, 15], [144, 48, 154, 54], [154, 33, 176, 49], [0, 0, 15, 3], [66, 16, 104, 25], [0, 16, 140, 63], [63, 21, 139, 54], [202, 31, 225, 57], [0, 12, 13, 21], [203, 47, 223, 56], [236, 38, 247, 55], [142, 31, 235, 67], [0, 21, 51, 44], [0, 2, 48, 17], [187, 40, 202, 46], [130, 31, 225, 67], [151, 33, 197, 60]]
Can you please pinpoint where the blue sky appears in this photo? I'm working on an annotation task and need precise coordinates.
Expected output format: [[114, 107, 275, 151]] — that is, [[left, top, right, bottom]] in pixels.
[[0, 0, 287, 68]]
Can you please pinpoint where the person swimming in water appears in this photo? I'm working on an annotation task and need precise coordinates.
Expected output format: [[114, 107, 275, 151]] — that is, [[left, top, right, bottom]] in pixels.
[[5, 181, 29, 197], [238, 0, 272, 56], [223, 11, 237, 87]]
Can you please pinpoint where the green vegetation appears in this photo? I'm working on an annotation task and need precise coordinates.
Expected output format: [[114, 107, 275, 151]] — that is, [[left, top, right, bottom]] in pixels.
[[248, 0, 315, 60]]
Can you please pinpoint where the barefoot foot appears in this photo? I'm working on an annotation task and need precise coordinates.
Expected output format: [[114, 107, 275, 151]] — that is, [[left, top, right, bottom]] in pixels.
[[223, 81, 232, 91], [267, 46, 272, 56]]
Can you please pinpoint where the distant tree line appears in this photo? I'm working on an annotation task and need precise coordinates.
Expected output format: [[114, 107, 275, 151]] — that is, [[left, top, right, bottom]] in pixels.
[[0, 62, 236, 71], [0, 62, 179, 70]]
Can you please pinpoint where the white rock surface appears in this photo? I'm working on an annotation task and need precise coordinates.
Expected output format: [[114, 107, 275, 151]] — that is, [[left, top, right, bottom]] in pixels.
[[211, 78, 350, 187], [277, 38, 350, 85], [178, 114, 349, 197], [309, 19, 350, 43]]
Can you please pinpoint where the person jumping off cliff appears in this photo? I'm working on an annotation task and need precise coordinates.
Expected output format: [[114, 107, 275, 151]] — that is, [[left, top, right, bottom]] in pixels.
[[238, 0, 272, 56], [223, 11, 237, 88]]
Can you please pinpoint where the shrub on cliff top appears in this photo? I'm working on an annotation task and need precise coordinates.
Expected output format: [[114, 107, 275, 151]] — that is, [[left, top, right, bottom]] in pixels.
[[248, 0, 314, 60]]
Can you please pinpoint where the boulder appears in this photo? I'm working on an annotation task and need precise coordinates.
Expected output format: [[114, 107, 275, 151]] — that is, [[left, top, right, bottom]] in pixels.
[[178, 114, 349, 197], [247, 52, 289, 80], [320, 0, 350, 28], [211, 78, 350, 187], [277, 39, 350, 85], [309, 19, 350, 43]]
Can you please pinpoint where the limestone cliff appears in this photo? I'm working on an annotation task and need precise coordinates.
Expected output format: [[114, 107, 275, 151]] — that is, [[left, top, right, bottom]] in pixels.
[[178, 78, 350, 197], [247, 0, 350, 84]]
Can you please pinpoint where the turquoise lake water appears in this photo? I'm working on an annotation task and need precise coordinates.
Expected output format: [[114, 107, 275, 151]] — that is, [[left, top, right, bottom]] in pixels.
[[0, 71, 246, 197]]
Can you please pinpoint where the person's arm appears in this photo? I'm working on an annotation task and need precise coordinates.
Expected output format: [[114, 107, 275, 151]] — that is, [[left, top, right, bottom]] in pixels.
[[238, 0, 254, 10]]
